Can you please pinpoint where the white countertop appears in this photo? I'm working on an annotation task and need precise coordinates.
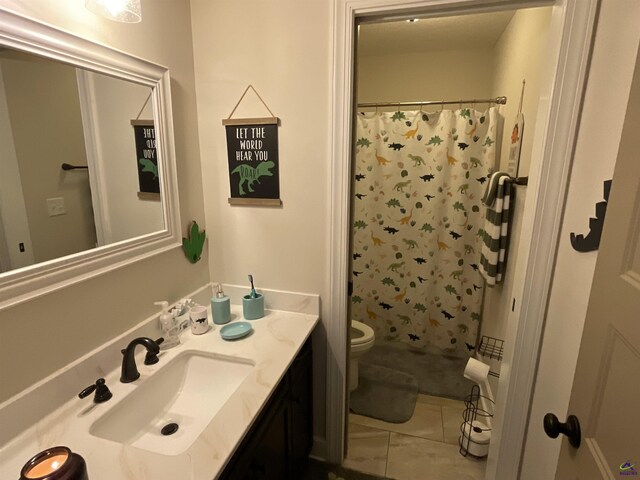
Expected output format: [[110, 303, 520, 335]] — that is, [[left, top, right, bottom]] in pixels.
[[0, 285, 319, 480]]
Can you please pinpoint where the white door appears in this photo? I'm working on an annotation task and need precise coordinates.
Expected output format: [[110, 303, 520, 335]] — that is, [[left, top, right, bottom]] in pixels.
[[551, 44, 640, 478]]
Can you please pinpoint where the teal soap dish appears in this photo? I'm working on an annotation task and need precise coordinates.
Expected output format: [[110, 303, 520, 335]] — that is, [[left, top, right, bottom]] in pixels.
[[220, 321, 253, 341]]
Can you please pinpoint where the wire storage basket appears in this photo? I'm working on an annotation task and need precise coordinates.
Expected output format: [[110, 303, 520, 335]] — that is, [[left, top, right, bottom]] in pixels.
[[459, 384, 494, 457], [477, 335, 504, 363]]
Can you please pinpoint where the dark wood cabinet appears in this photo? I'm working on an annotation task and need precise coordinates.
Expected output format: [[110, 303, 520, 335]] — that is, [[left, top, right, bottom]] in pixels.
[[289, 341, 313, 476], [219, 339, 313, 480]]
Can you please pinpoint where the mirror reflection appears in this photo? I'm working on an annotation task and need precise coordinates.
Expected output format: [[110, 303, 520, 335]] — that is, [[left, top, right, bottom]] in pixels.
[[0, 48, 164, 274]]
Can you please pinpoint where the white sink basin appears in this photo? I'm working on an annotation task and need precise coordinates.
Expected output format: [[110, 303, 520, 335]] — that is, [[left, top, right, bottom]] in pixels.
[[90, 350, 254, 455]]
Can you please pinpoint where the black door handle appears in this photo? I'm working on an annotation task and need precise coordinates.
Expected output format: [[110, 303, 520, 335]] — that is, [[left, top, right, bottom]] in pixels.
[[544, 413, 581, 448]]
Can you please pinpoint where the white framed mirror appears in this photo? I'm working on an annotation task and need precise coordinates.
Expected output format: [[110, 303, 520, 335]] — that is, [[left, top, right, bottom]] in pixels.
[[0, 9, 181, 309]]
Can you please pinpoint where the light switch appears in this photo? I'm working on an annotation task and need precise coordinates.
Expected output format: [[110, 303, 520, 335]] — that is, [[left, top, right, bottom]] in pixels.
[[46, 197, 66, 217]]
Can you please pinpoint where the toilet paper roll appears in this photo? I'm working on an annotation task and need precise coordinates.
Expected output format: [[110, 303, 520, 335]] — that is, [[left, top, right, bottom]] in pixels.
[[464, 358, 491, 383]]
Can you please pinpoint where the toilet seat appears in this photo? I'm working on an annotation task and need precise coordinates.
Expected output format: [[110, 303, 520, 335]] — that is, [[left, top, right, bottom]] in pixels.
[[351, 320, 374, 347]]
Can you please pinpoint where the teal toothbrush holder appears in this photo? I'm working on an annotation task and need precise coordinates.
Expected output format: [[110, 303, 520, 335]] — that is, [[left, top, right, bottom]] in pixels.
[[243, 293, 264, 320]]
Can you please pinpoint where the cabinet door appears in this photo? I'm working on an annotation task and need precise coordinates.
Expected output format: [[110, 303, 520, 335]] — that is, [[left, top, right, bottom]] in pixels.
[[289, 341, 313, 476], [220, 381, 289, 480], [219, 339, 314, 480], [246, 404, 289, 480]]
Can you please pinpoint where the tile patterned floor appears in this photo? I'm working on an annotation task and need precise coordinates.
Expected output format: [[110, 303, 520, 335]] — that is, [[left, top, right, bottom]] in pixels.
[[345, 394, 486, 480]]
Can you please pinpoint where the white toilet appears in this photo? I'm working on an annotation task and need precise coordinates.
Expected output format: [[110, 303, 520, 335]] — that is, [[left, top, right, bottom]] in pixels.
[[350, 320, 375, 391]]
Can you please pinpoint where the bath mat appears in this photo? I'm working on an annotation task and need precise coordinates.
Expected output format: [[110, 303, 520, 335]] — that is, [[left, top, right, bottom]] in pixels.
[[362, 343, 474, 401], [349, 363, 418, 423], [304, 458, 392, 480]]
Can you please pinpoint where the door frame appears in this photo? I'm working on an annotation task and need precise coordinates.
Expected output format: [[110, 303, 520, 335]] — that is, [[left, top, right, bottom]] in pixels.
[[326, 0, 599, 478], [76, 69, 112, 247]]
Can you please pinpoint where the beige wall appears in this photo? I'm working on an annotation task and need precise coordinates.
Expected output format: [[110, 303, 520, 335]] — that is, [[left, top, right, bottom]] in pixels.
[[492, 7, 552, 175], [479, 7, 552, 391], [1, 51, 97, 263], [0, 0, 208, 403], [190, 0, 331, 444], [357, 49, 495, 105]]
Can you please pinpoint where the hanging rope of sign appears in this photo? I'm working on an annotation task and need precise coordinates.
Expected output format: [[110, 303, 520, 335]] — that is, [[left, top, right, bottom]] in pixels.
[[222, 85, 281, 206]]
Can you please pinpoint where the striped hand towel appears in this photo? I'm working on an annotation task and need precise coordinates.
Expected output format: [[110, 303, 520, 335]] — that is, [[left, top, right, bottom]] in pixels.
[[479, 172, 514, 286]]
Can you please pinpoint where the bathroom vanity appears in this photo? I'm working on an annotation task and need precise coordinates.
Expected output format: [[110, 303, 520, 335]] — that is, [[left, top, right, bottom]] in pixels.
[[0, 286, 319, 479]]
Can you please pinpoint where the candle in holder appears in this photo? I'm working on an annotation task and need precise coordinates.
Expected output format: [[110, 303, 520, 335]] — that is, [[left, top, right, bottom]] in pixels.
[[19, 446, 88, 480]]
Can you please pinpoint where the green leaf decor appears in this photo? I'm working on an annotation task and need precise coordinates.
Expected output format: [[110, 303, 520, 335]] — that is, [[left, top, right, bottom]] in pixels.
[[182, 221, 206, 264]]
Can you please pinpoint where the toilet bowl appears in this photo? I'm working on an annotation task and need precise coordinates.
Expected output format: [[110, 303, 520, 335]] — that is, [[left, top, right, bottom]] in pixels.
[[350, 320, 375, 391]]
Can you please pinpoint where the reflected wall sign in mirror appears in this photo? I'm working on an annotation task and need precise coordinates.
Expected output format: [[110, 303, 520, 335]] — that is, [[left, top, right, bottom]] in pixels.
[[0, 9, 181, 309]]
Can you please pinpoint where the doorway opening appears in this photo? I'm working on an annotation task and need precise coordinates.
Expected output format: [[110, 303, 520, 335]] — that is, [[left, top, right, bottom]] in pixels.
[[327, 1, 598, 478], [344, 7, 552, 478]]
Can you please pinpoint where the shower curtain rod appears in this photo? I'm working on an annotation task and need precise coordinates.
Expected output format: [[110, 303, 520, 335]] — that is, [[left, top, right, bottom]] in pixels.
[[357, 96, 507, 109]]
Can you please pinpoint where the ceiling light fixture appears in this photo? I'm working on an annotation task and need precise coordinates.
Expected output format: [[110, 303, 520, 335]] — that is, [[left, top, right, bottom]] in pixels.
[[406, 18, 419, 23], [86, 0, 142, 23]]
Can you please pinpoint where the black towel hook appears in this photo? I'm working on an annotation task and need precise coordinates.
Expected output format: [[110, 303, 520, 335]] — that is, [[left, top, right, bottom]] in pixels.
[[512, 176, 528, 186], [61, 163, 88, 171]]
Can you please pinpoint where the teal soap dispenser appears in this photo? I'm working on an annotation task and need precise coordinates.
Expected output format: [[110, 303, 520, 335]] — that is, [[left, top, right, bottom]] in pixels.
[[211, 284, 231, 325]]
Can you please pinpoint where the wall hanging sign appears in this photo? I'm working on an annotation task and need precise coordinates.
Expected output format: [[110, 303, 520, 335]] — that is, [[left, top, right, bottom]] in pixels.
[[507, 113, 524, 177], [131, 119, 160, 200], [506, 80, 526, 177], [222, 85, 281, 206]]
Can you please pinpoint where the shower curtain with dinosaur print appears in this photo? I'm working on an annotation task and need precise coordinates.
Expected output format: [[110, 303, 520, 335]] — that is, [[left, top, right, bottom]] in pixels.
[[350, 108, 498, 355]]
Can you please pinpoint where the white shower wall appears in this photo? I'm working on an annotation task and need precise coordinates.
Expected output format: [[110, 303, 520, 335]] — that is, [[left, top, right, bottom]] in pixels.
[[482, 10, 552, 392]]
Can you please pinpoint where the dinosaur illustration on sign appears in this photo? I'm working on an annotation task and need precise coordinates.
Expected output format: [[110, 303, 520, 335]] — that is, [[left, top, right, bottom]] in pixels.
[[139, 158, 158, 179], [231, 161, 275, 195]]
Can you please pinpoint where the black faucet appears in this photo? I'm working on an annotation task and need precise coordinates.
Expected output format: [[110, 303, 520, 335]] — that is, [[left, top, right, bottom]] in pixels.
[[120, 337, 161, 383], [78, 378, 112, 403]]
